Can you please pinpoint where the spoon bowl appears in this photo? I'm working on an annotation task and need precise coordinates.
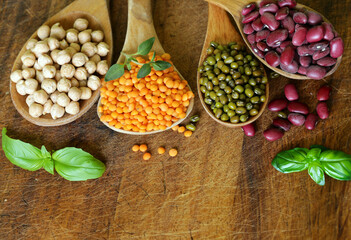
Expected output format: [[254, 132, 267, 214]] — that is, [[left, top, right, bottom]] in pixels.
[[10, 0, 112, 126], [206, 0, 342, 80], [197, 3, 269, 128], [97, 0, 194, 135]]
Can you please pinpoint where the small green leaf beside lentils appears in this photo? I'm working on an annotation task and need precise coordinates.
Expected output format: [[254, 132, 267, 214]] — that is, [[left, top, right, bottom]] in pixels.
[[199, 41, 267, 123]]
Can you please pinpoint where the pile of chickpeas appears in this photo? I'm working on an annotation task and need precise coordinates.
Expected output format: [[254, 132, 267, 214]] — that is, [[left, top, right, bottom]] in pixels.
[[10, 18, 110, 119]]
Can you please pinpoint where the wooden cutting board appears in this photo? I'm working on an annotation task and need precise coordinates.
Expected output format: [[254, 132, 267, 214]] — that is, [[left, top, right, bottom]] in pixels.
[[0, 0, 350, 239]]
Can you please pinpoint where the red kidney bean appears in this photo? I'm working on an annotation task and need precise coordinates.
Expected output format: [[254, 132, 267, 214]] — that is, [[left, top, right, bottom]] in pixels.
[[244, 24, 255, 34], [289, 9, 297, 17], [256, 30, 270, 42], [285, 83, 299, 98], [273, 118, 292, 131], [306, 25, 325, 43], [261, 12, 280, 31], [299, 56, 311, 67], [305, 113, 318, 130], [280, 41, 292, 50], [242, 3, 257, 16], [298, 66, 307, 75], [242, 123, 255, 137], [276, 47, 283, 54], [278, 0, 297, 8], [265, 51, 280, 67], [317, 57, 337, 67], [259, 3, 279, 15], [317, 85, 331, 101], [316, 102, 329, 119], [306, 65, 326, 79], [293, 12, 308, 24], [251, 44, 265, 58], [280, 60, 298, 73], [322, 22, 334, 41], [257, 41, 270, 52], [252, 17, 264, 31], [306, 11, 323, 25], [243, 11, 259, 24], [288, 113, 305, 126], [264, 128, 284, 141], [308, 41, 329, 51], [281, 45, 295, 65], [288, 102, 309, 114], [259, 0, 275, 7], [268, 98, 288, 112], [275, 7, 289, 20], [281, 16, 295, 34], [292, 27, 307, 46], [266, 29, 288, 47], [330, 37, 344, 58], [297, 45, 315, 56], [247, 33, 256, 44]]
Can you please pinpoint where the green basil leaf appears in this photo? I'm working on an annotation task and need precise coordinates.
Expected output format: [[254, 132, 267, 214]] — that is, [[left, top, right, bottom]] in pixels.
[[41, 146, 54, 175], [152, 61, 172, 71], [105, 64, 125, 82], [137, 63, 151, 78], [306, 148, 321, 162], [137, 37, 155, 56], [308, 163, 325, 186], [310, 145, 329, 152], [272, 148, 309, 173], [150, 51, 156, 62], [2, 128, 47, 171], [52, 147, 105, 181], [320, 150, 351, 181]]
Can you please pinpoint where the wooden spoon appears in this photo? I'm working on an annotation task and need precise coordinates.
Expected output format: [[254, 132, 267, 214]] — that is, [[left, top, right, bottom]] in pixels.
[[97, 0, 194, 135], [197, 3, 269, 128], [206, 0, 342, 80], [10, 0, 112, 126]]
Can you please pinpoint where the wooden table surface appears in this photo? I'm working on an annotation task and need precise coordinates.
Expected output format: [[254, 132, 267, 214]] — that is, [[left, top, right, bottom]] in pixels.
[[1, 0, 351, 239]]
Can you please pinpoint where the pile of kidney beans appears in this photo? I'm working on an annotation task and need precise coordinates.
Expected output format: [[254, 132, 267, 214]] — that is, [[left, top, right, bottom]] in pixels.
[[242, 83, 331, 140], [242, 0, 344, 80]]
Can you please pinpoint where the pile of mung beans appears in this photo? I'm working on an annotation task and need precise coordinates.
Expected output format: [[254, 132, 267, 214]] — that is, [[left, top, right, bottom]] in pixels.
[[198, 41, 267, 123]]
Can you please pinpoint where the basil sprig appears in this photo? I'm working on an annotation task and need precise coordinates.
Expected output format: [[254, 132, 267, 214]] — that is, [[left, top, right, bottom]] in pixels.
[[105, 37, 172, 81], [1, 128, 105, 181], [272, 145, 351, 186]]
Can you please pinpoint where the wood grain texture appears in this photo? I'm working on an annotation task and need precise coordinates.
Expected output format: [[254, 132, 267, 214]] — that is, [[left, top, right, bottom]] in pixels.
[[0, 0, 351, 239]]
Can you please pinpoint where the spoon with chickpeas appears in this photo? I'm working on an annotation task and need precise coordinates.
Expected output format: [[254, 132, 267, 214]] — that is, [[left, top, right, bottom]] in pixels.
[[10, 0, 112, 126], [97, 0, 194, 135]]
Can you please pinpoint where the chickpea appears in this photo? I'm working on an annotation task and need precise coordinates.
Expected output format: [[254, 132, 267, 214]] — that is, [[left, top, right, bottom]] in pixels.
[[25, 78, 39, 94], [38, 54, 53, 68], [65, 46, 77, 57], [54, 71, 62, 81], [68, 87, 82, 101], [36, 70, 45, 83], [60, 63, 76, 79], [85, 61, 96, 74], [16, 80, 27, 95], [29, 103, 44, 118], [96, 60, 108, 75], [66, 28, 79, 43], [41, 78, 57, 94], [87, 75, 101, 91], [74, 18, 89, 31], [81, 42, 97, 57], [79, 80, 87, 87], [43, 100, 53, 115], [74, 67, 88, 81], [47, 37, 60, 51], [57, 93, 70, 107], [50, 91, 60, 103], [26, 94, 35, 107], [78, 29, 92, 44], [57, 78, 72, 92], [97, 42, 109, 57], [50, 22, 66, 40], [56, 50, 71, 65], [51, 103, 65, 119], [32, 41, 50, 56], [59, 39, 69, 49], [21, 51, 36, 67], [80, 87, 92, 100], [33, 61, 42, 71], [71, 78, 79, 87], [33, 89, 49, 105], [26, 39, 38, 50], [42, 65, 56, 79], [70, 42, 80, 52], [37, 25, 50, 40], [91, 30, 104, 42], [89, 54, 101, 64], [50, 49, 60, 63], [22, 68, 36, 79], [72, 52, 88, 67], [10, 70, 23, 83], [65, 101, 80, 115]]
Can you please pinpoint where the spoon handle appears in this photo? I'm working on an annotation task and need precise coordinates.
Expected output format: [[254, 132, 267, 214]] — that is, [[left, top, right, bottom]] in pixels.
[[206, 0, 247, 22], [120, 0, 164, 59]]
